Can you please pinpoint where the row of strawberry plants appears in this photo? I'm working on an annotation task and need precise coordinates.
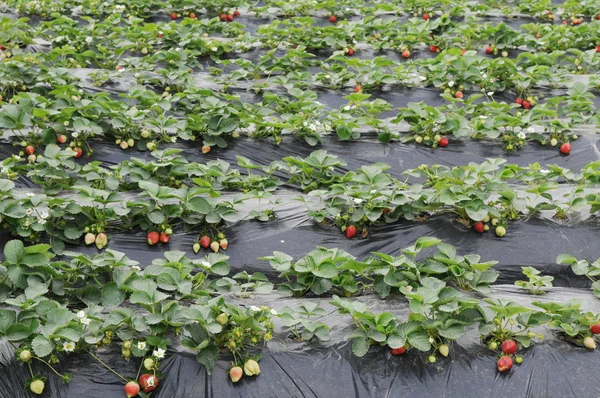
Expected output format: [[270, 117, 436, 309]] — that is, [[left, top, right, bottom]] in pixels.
[[0, 79, 596, 153], [4, 237, 600, 395], [4, 0, 600, 21], [3, 146, 600, 250]]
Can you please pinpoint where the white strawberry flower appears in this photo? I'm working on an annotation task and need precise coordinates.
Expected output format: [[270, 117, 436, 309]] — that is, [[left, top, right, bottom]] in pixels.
[[153, 348, 165, 359], [250, 306, 261, 312], [137, 341, 147, 350], [76, 310, 86, 319], [26, 192, 35, 197], [63, 342, 75, 352], [85, 37, 92, 44], [448, 81, 454, 87], [270, 309, 278, 316], [517, 132, 526, 139], [353, 198, 363, 204], [132, 265, 141, 271], [201, 261, 212, 269], [80, 317, 91, 326], [26, 209, 33, 216], [487, 92, 494, 96]]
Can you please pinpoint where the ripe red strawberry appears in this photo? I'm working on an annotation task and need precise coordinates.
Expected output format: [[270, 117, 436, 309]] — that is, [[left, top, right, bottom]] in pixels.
[[227, 14, 233, 21], [438, 137, 449, 147], [0, 45, 5, 51], [347, 48, 355, 56], [497, 356, 513, 372], [461, 49, 466, 55], [234, 10, 240, 16], [74, 147, 83, 158], [429, 45, 438, 52], [124, 381, 140, 398], [57, 134, 67, 144], [561, 19, 567, 25], [189, 12, 196, 19], [391, 347, 406, 355], [473, 222, 484, 233], [147, 231, 159, 245], [522, 100, 531, 109], [116, 65, 123, 71], [401, 50, 410, 59], [590, 323, 600, 334], [329, 15, 337, 23], [455, 91, 463, 99], [515, 97, 523, 105], [199, 235, 211, 249], [423, 14, 429, 20], [202, 145, 211, 154], [535, 33, 540, 39], [159, 232, 170, 243], [485, 46, 493, 54], [501, 339, 517, 355], [345, 225, 357, 238], [220, 13, 227, 21], [157, 32, 163, 38], [560, 142, 571, 155], [139, 374, 158, 393], [25, 145, 35, 155], [354, 85, 362, 93], [171, 13, 177, 20], [596, 45, 600, 53]]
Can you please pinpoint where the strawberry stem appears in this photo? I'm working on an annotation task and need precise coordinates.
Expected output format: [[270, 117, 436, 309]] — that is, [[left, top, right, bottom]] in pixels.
[[86, 350, 128, 382], [33, 357, 67, 378]]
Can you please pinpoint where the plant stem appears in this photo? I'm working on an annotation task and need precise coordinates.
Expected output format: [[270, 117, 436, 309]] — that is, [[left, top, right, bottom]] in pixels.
[[86, 350, 128, 382], [33, 357, 67, 378]]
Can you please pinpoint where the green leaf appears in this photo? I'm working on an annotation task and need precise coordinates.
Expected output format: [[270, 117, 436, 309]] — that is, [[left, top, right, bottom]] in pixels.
[[32, 335, 54, 357], [4, 240, 24, 264], [351, 337, 370, 357], [102, 282, 125, 308], [407, 331, 431, 351]]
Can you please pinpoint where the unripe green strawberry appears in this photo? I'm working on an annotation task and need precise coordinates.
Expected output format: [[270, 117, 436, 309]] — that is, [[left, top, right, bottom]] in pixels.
[[217, 313, 229, 325], [30, 380, 45, 395], [488, 342, 498, 350], [243, 359, 261, 376], [584, 337, 596, 349], [144, 358, 154, 370], [193, 242, 201, 253], [527, 331, 537, 338], [495, 226, 506, 237], [19, 350, 31, 362], [210, 241, 219, 252], [438, 344, 449, 357], [95, 232, 108, 249]]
